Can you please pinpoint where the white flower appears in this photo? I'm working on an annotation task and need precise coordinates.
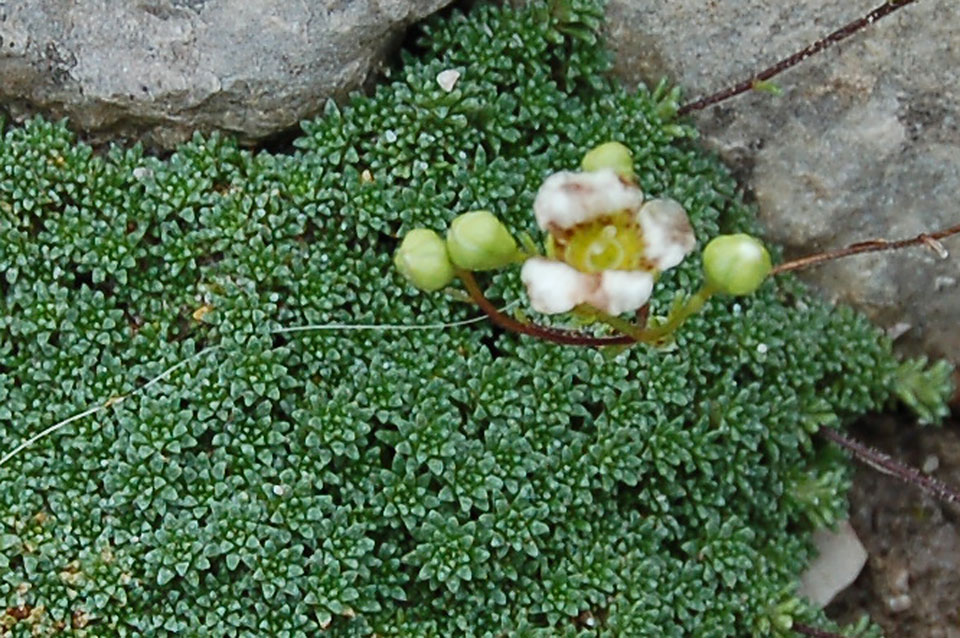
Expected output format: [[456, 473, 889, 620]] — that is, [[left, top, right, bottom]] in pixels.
[[521, 169, 696, 315]]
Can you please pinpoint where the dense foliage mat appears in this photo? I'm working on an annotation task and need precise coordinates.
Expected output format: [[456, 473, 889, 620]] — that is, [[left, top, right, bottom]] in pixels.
[[0, 1, 944, 636]]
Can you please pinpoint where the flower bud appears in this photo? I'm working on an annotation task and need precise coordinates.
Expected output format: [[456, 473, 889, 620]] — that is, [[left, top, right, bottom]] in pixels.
[[581, 141, 635, 181], [702, 233, 772, 296], [394, 228, 455, 292], [446, 210, 520, 271]]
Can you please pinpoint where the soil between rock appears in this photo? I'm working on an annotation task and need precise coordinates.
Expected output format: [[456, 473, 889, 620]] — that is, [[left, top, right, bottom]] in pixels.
[[827, 413, 960, 638]]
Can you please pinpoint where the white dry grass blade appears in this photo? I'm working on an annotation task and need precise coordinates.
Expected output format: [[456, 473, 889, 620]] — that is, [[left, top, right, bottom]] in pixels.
[[0, 303, 518, 469], [0, 345, 223, 468], [271, 302, 517, 334]]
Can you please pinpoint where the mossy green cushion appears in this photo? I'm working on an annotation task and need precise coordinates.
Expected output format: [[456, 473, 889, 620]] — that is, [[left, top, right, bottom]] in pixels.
[[0, 2, 931, 636]]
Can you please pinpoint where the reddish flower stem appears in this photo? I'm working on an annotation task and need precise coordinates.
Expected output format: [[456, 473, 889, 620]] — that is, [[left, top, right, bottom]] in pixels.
[[678, 0, 920, 116], [818, 426, 960, 507], [635, 304, 650, 326], [456, 269, 636, 347], [772, 223, 959, 275]]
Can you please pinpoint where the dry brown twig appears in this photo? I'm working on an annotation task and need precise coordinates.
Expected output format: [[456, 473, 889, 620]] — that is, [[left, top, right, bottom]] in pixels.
[[773, 223, 959, 275], [678, 0, 922, 116]]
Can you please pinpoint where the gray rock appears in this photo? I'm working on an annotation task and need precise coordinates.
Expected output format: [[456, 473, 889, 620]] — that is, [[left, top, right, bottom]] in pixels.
[[0, 0, 452, 148], [606, 0, 960, 363]]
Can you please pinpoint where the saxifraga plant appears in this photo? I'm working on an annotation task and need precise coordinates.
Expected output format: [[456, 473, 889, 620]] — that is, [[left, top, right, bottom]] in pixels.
[[0, 0, 956, 636]]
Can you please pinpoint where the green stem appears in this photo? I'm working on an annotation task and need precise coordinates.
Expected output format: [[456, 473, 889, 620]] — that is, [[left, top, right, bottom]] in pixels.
[[582, 307, 646, 341], [640, 284, 715, 342], [590, 284, 715, 344]]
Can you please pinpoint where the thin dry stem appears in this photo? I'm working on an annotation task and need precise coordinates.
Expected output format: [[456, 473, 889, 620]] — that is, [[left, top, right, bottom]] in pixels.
[[818, 426, 960, 507], [0, 346, 222, 468], [0, 307, 522, 469], [772, 223, 959, 275], [678, 0, 921, 115]]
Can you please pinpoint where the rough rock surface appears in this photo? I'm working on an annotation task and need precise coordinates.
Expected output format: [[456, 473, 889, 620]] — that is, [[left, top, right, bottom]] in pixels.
[[0, 0, 452, 148], [605, 0, 960, 363]]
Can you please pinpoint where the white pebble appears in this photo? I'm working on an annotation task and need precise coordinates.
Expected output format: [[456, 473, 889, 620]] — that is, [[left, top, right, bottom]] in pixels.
[[935, 275, 957, 290], [132, 167, 153, 180], [384, 130, 398, 143], [927, 240, 949, 260], [885, 321, 912, 340], [922, 454, 940, 474], [756, 343, 768, 354], [272, 485, 285, 496], [797, 521, 867, 607], [887, 594, 912, 613], [436, 69, 461, 92]]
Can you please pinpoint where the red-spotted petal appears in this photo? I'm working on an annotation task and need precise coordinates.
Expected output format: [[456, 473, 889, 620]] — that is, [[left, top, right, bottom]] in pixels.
[[636, 198, 696, 271], [533, 169, 643, 231]]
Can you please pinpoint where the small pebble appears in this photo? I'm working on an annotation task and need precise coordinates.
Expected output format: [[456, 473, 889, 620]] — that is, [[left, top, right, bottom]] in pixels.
[[890, 567, 910, 593], [887, 593, 912, 613], [934, 275, 956, 290], [797, 521, 867, 607], [436, 69, 461, 92], [756, 343, 768, 354], [885, 321, 912, 340], [384, 129, 398, 143], [926, 239, 949, 260], [272, 484, 285, 496], [922, 454, 940, 474], [132, 166, 153, 180]]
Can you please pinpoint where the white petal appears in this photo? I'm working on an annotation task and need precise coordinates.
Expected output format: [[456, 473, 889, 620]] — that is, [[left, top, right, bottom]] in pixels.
[[533, 169, 644, 230], [637, 198, 696, 271], [520, 258, 595, 314], [588, 270, 654, 315]]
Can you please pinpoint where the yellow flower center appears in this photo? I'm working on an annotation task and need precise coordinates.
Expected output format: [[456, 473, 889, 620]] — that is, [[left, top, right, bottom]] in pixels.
[[557, 213, 645, 274]]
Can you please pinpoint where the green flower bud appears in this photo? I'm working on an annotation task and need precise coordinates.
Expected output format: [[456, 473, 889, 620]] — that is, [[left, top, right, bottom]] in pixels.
[[581, 141, 635, 181], [702, 233, 772, 296], [394, 228, 455, 292], [446, 210, 520, 271]]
